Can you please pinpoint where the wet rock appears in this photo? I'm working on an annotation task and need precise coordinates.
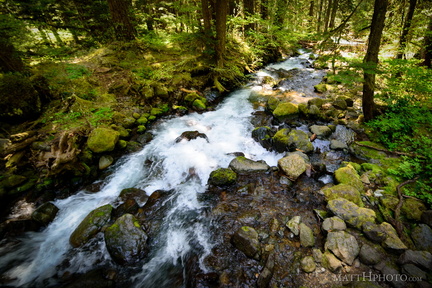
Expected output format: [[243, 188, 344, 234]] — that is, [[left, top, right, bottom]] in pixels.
[[322, 216, 346, 232], [252, 126, 273, 150], [362, 222, 387, 243], [59, 268, 114, 288], [397, 250, 432, 270], [113, 198, 139, 219], [411, 224, 432, 253], [308, 98, 325, 107], [208, 168, 237, 186], [330, 139, 348, 150], [175, 131, 209, 143], [309, 125, 331, 139], [257, 252, 275, 288], [278, 152, 310, 181], [325, 231, 359, 265], [334, 164, 364, 192], [286, 216, 301, 236], [69, 204, 113, 248], [380, 222, 408, 252], [401, 198, 426, 221], [284, 130, 313, 153], [307, 104, 322, 119], [314, 83, 331, 93], [104, 214, 149, 264], [421, 210, 432, 227], [299, 223, 315, 247], [359, 242, 386, 265], [300, 256, 316, 273], [272, 128, 290, 153], [31, 202, 59, 226], [322, 251, 342, 272], [267, 96, 280, 111], [322, 184, 362, 206], [231, 226, 261, 260], [119, 187, 148, 204], [228, 156, 269, 174], [272, 102, 299, 122], [3, 174, 27, 188], [327, 198, 376, 229], [99, 155, 114, 170], [87, 128, 120, 153]]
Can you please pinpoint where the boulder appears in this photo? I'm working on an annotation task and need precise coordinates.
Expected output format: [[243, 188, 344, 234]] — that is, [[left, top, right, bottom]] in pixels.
[[308, 98, 325, 107], [397, 250, 432, 270], [278, 152, 310, 181], [229, 156, 269, 174], [70, 204, 113, 247], [231, 226, 261, 260], [119, 187, 148, 204], [380, 222, 408, 251], [334, 164, 364, 191], [300, 256, 316, 273], [327, 198, 376, 229], [31, 202, 59, 226], [309, 125, 332, 139], [362, 222, 387, 243], [87, 128, 120, 153], [299, 223, 315, 247], [359, 242, 386, 265], [333, 98, 347, 110], [175, 131, 209, 143], [421, 210, 432, 227], [208, 168, 237, 186], [325, 231, 359, 265], [104, 214, 149, 264], [330, 139, 348, 150], [322, 251, 342, 272], [322, 216, 346, 232], [287, 130, 313, 153], [401, 264, 427, 281], [99, 155, 114, 170], [374, 261, 405, 288], [272, 102, 299, 122], [411, 224, 432, 253], [322, 184, 362, 206], [401, 198, 427, 221], [251, 126, 273, 151]]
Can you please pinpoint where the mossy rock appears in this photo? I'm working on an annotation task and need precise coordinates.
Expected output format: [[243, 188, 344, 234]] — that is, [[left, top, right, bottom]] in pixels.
[[192, 99, 207, 111], [401, 198, 427, 221], [184, 92, 201, 103], [267, 96, 280, 111], [272, 102, 299, 122], [349, 141, 401, 168], [87, 128, 120, 153], [314, 83, 332, 93], [231, 226, 261, 260], [251, 126, 273, 150], [136, 116, 148, 125], [69, 204, 113, 248], [334, 164, 364, 192], [272, 128, 291, 153], [208, 168, 237, 186], [137, 125, 147, 134], [104, 214, 149, 264], [31, 202, 59, 226], [308, 98, 325, 107], [322, 184, 363, 206], [4, 175, 27, 188], [117, 139, 128, 149], [327, 198, 376, 229]]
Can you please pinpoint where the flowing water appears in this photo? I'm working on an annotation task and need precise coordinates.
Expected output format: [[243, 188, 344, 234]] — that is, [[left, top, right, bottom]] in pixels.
[[0, 51, 329, 287]]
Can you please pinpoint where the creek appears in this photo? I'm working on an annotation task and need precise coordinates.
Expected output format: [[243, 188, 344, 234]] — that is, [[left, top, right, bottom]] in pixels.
[[0, 50, 353, 287]]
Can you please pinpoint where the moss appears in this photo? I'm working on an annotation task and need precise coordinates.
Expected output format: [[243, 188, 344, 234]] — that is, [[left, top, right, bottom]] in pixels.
[[150, 107, 163, 116], [87, 128, 120, 153], [334, 164, 364, 191], [267, 96, 280, 111], [323, 184, 363, 206], [209, 168, 237, 186], [184, 92, 201, 103], [136, 116, 148, 125], [273, 102, 299, 121], [117, 140, 128, 149], [137, 125, 147, 134], [192, 99, 207, 111]]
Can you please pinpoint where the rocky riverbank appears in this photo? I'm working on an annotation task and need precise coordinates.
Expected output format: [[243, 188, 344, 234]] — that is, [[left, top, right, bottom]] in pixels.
[[1, 48, 431, 288]]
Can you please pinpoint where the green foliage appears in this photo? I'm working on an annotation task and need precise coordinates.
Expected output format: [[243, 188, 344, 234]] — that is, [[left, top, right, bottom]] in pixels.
[[65, 64, 91, 79], [367, 59, 432, 207], [89, 107, 114, 126]]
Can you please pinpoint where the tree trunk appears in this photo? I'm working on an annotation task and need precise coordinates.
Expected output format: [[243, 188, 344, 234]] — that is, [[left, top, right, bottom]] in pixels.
[[324, 0, 333, 32], [309, 1, 314, 17], [329, 0, 338, 28], [396, 0, 417, 59], [215, 0, 228, 66], [317, 0, 323, 32], [244, 0, 255, 31], [423, 16, 432, 68], [261, 0, 268, 20], [201, 0, 212, 34], [362, 0, 388, 122], [106, 0, 136, 41]]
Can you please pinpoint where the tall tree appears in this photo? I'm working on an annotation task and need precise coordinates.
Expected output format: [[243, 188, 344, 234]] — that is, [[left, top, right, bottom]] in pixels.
[[396, 0, 417, 59], [214, 0, 229, 66], [106, 0, 136, 41], [244, 0, 255, 31], [362, 0, 388, 121], [423, 16, 432, 68]]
